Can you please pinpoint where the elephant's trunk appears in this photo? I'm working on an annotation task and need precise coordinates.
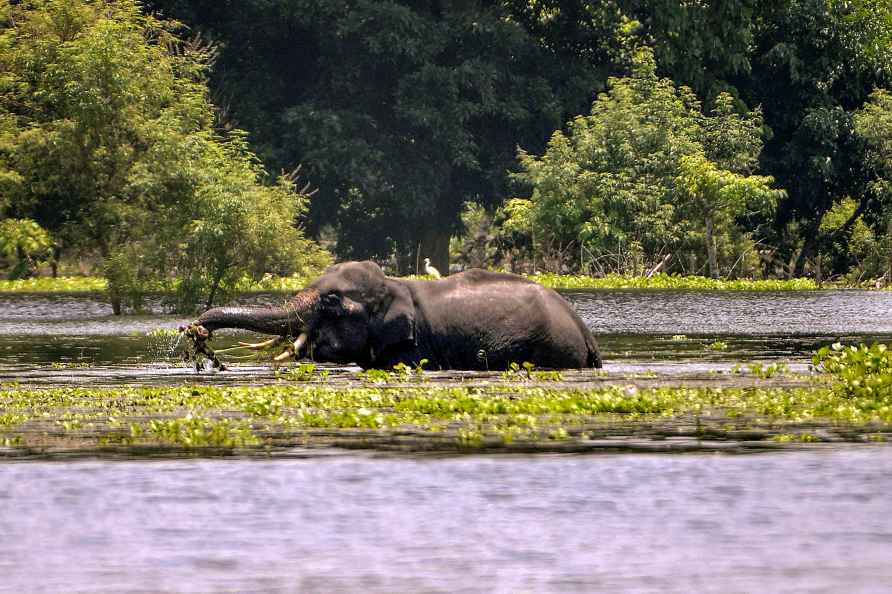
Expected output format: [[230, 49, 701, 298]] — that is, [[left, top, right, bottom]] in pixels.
[[182, 290, 320, 371], [194, 289, 321, 337], [194, 306, 296, 335]]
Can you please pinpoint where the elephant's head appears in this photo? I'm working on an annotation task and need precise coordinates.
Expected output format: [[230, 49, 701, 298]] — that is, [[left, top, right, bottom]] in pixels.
[[183, 261, 415, 368], [292, 261, 415, 364]]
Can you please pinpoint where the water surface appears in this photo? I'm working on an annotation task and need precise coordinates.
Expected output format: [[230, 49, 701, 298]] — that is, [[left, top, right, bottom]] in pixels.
[[1, 450, 889, 593]]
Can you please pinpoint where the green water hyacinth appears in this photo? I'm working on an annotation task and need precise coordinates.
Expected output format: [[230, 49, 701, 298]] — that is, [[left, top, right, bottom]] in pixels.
[[2, 376, 892, 455], [527, 273, 818, 291], [813, 343, 892, 399], [0, 277, 107, 293]]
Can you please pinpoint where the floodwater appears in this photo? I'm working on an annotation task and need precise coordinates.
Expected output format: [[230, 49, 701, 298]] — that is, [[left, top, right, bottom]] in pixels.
[[3, 289, 892, 372], [2, 450, 891, 593], [3, 289, 892, 592]]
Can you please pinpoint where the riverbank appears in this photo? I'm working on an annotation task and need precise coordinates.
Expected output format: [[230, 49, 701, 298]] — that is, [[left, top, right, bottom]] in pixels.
[[2, 370, 890, 457], [0, 272, 834, 295]]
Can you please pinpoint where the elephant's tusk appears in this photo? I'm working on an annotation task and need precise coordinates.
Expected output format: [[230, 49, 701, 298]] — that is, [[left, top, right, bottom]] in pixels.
[[293, 332, 308, 356], [273, 332, 308, 362], [215, 336, 284, 354], [240, 337, 284, 350]]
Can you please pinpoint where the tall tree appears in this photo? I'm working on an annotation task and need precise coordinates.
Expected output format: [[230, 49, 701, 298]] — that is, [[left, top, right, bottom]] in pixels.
[[510, 49, 778, 276], [144, 0, 631, 274], [742, 0, 892, 274], [0, 0, 328, 311]]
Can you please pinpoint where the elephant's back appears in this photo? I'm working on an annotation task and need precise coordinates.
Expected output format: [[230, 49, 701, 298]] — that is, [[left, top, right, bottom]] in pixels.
[[412, 276, 600, 369]]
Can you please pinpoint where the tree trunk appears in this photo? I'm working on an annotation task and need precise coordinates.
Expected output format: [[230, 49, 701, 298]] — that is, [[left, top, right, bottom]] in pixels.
[[886, 218, 892, 284], [51, 245, 61, 278], [794, 220, 820, 277], [705, 214, 719, 279], [815, 252, 822, 287]]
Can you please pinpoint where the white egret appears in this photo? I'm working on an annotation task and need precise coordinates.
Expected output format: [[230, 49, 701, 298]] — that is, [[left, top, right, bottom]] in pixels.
[[423, 257, 441, 279]]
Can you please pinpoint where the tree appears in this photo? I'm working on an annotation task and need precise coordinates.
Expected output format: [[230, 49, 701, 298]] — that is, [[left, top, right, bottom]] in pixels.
[[675, 153, 781, 278], [619, 0, 761, 98], [143, 0, 632, 275], [0, 218, 53, 279], [510, 49, 777, 276], [0, 0, 329, 312], [855, 89, 892, 210], [744, 0, 892, 274]]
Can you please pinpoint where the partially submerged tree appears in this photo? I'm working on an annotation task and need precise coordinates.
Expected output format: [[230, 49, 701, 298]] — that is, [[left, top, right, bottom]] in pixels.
[[674, 153, 782, 278]]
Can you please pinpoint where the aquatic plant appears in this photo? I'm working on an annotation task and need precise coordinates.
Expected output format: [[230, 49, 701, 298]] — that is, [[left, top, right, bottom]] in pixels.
[[277, 363, 322, 382], [3, 371, 892, 454], [813, 342, 892, 399], [526, 272, 819, 291], [0, 276, 107, 293]]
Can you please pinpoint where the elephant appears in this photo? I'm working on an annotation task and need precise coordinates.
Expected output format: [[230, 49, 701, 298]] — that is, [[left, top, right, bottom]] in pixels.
[[181, 261, 602, 371]]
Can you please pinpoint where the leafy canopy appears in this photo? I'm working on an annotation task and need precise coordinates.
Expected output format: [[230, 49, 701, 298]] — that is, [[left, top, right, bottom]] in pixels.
[[0, 0, 329, 310], [511, 48, 779, 275]]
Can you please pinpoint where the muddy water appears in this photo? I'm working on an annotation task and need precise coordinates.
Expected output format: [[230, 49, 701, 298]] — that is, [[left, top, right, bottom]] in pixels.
[[2, 450, 891, 593], [1, 289, 891, 380]]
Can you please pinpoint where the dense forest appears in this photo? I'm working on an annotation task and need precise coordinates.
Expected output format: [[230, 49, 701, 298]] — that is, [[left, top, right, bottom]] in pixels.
[[2, 1, 892, 303]]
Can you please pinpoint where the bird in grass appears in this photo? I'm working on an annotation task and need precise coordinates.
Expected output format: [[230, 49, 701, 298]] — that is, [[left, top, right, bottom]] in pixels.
[[424, 257, 441, 279]]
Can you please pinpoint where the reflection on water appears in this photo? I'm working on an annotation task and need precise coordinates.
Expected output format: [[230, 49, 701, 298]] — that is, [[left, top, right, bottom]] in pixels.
[[1, 450, 890, 593]]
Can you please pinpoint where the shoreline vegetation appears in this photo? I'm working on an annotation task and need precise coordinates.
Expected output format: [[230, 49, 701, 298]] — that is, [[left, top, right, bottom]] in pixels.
[[0, 272, 859, 296], [1, 344, 891, 456]]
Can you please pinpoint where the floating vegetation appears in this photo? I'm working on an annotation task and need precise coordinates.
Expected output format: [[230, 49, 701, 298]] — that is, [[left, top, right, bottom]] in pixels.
[[813, 342, 892, 399], [0, 272, 836, 296], [705, 340, 729, 351], [526, 272, 819, 291], [276, 363, 327, 382], [0, 276, 107, 293], [49, 361, 93, 369], [731, 362, 791, 378], [2, 369, 892, 455]]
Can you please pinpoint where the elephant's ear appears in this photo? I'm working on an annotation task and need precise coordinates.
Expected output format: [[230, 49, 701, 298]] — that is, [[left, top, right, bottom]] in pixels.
[[369, 279, 415, 356]]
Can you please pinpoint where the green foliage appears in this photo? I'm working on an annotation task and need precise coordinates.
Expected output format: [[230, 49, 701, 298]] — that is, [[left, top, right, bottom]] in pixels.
[[512, 48, 776, 276], [145, 415, 259, 448], [102, 246, 156, 314], [0, 219, 53, 278], [0, 276, 105, 292], [526, 272, 818, 291], [819, 197, 888, 281], [144, 0, 631, 274], [277, 363, 321, 382], [0, 0, 329, 313], [857, 89, 892, 199], [357, 368, 396, 385], [814, 342, 892, 399], [4, 375, 892, 453]]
